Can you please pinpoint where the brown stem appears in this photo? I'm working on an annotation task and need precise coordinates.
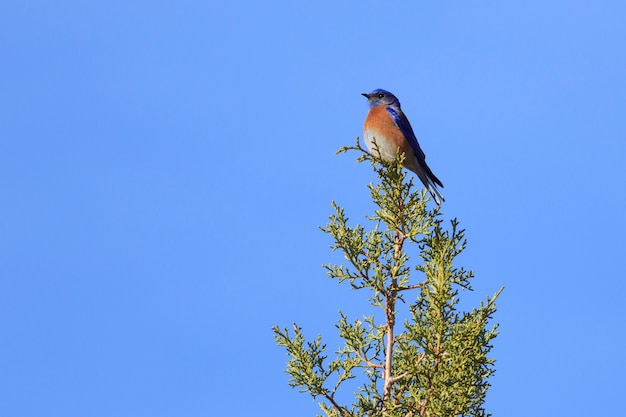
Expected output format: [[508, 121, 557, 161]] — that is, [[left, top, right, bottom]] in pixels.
[[382, 289, 396, 400], [382, 230, 405, 404]]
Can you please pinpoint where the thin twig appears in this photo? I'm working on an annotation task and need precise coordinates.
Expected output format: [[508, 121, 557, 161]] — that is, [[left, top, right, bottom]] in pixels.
[[397, 279, 428, 292], [388, 371, 408, 385], [323, 392, 349, 417], [355, 349, 384, 369]]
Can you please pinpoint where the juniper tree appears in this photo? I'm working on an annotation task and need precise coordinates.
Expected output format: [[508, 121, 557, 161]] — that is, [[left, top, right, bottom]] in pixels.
[[273, 139, 503, 417]]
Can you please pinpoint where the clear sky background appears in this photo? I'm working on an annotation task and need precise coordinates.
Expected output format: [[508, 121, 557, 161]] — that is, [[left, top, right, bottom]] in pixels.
[[1, 1, 625, 416]]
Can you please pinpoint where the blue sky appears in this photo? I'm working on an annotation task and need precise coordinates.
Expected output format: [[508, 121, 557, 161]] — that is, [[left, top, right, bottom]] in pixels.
[[1, 1, 625, 416]]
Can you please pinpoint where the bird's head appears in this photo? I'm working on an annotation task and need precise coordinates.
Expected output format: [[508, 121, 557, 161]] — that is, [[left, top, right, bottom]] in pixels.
[[362, 89, 401, 109]]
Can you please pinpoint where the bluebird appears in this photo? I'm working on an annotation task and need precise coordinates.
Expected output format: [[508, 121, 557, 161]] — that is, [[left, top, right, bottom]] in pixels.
[[362, 89, 444, 205]]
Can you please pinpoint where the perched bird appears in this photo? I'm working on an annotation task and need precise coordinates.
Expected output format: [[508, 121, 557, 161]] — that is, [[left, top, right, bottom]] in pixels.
[[362, 89, 444, 205]]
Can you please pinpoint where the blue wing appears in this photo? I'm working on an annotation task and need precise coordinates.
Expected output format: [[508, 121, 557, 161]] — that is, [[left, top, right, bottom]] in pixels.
[[385, 107, 426, 162], [386, 106, 444, 191]]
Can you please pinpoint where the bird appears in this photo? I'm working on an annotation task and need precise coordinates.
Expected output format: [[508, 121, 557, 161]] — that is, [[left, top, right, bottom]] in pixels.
[[362, 89, 444, 205]]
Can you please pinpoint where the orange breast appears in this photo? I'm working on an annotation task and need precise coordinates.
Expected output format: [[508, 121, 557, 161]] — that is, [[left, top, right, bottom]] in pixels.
[[363, 106, 414, 161]]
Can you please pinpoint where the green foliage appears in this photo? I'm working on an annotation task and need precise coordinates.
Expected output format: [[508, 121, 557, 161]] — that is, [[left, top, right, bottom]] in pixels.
[[273, 139, 503, 417]]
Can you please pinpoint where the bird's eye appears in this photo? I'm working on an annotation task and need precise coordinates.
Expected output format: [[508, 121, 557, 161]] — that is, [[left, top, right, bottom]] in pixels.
[[377, 93, 385, 98]]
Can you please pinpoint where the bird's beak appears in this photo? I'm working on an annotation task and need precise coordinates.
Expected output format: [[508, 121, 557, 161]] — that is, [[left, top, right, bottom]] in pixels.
[[361, 93, 370, 98]]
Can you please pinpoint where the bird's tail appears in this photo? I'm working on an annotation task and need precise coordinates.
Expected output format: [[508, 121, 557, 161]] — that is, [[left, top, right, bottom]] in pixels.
[[407, 160, 445, 205], [426, 180, 445, 206], [422, 164, 444, 205]]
